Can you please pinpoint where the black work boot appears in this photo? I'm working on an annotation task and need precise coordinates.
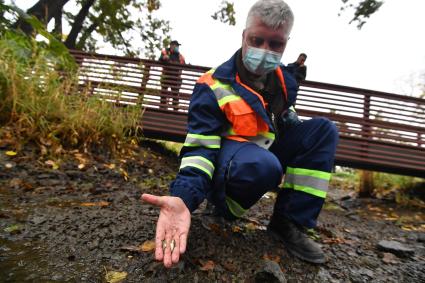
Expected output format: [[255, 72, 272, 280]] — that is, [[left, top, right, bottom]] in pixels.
[[268, 213, 325, 264]]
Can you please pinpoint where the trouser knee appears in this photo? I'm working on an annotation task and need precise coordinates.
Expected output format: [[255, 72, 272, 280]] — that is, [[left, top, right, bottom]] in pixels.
[[224, 147, 282, 215]]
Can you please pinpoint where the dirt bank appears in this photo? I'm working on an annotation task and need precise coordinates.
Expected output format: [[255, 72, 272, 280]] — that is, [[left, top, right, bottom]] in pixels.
[[1, 142, 424, 282]]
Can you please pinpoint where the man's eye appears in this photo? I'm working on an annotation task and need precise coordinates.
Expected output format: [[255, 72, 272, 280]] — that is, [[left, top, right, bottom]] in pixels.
[[252, 37, 264, 46], [270, 41, 284, 50]]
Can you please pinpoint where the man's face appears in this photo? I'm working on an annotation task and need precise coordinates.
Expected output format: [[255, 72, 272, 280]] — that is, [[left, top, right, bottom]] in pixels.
[[242, 16, 290, 58], [170, 43, 179, 52], [297, 55, 306, 65]]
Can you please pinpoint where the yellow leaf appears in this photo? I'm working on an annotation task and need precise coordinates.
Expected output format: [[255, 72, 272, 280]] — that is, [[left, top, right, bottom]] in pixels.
[[120, 168, 129, 181], [105, 163, 116, 169], [80, 201, 109, 207], [105, 271, 127, 283], [78, 164, 85, 169], [45, 160, 59, 170], [141, 240, 156, 252], [401, 225, 416, 231], [5, 151, 17, 156], [4, 224, 21, 233], [232, 225, 242, 233], [245, 223, 257, 231]]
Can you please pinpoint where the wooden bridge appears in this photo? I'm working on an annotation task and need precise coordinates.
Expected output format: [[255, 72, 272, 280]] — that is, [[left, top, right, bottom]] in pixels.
[[70, 50, 425, 178]]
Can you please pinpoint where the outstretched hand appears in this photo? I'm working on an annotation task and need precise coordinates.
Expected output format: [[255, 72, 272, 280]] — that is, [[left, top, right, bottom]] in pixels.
[[141, 194, 191, 268]]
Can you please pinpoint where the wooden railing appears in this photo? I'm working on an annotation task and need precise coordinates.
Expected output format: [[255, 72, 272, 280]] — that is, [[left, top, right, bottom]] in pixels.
[[70, 50, 425, 178]]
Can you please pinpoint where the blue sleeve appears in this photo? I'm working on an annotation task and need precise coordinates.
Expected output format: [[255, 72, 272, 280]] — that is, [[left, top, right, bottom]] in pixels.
[[169, 83, 225, 212]]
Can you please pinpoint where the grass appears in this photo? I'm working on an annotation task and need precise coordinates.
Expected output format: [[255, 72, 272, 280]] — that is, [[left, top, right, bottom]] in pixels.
[[0, 32, 143, 155]]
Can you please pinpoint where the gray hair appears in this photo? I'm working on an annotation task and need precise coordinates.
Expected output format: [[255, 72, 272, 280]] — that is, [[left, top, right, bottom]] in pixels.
[[246, 0, 294, 30]]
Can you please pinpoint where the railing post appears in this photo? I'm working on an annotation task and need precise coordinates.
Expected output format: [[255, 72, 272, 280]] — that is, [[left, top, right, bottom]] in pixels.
[[361, 94, 371, 160], [140, 64, 151, 107], [363, 94, 371, 138]]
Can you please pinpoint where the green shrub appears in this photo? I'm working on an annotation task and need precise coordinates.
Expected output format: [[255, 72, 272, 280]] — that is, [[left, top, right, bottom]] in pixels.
[[0, 31, 143, 153]]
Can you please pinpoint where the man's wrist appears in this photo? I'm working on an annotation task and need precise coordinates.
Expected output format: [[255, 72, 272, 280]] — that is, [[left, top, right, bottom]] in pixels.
[[170, 189, 197, 213]]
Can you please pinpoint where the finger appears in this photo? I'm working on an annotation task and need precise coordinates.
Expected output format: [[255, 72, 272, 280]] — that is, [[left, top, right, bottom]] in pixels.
[[155, 223, 165, 261], [171, 235, 180, 264], [179, 232, 188, 254], [141, 194, 164, 207], [163, 230, 173, 268]]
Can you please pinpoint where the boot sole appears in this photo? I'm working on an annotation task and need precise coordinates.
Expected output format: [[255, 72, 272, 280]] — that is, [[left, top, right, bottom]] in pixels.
[[268, 229, 326, 264]]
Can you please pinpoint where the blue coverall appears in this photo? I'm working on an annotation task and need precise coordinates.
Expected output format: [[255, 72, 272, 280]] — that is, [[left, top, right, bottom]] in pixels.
[[170, 50, 338, 228]]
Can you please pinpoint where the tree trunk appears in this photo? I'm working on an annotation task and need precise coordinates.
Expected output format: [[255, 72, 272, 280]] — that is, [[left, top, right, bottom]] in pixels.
[[358, 170, 374, 198], [76, 22, 98, 50], [64, 0, 96, 50], [53, 8, 62, 40], [13, 0, 69, 34]]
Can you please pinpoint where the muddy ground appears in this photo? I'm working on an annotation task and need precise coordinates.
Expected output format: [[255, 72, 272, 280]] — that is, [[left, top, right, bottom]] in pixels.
[[0, 141, 424, 282]]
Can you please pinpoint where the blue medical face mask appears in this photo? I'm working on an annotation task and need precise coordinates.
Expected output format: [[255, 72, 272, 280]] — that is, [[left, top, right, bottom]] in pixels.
[[173, 46, 179, 53], [242, 46, 282, 75]]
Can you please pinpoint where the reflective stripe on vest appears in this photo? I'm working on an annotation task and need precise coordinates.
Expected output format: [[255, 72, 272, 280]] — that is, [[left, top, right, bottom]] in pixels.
[[282, 167, 331, 198], [180, 156, 215, 179], [183, 133, 221, 149]]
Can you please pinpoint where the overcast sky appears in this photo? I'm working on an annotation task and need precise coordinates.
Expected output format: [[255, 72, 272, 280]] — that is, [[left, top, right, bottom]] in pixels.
[[12, 0, 425, 96], [156, 0, 425, 96]]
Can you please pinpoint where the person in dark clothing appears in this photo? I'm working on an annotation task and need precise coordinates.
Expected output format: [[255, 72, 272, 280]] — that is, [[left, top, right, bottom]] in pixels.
[[287, 53, 307, 85], [158, 40, 186, 110]]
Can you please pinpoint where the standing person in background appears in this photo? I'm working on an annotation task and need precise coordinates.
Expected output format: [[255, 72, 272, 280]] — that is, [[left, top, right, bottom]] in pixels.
[[143, 0, 338, 268], [159, 40, 186, 110], [287, 53, 307, 85]]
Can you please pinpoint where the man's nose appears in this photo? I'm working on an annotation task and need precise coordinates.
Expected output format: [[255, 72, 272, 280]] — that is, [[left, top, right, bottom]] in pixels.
[[260, 41, 272, 51]]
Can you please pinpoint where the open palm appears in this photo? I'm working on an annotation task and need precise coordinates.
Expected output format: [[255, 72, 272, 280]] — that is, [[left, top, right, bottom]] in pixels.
[[141, 194, 191, 268]]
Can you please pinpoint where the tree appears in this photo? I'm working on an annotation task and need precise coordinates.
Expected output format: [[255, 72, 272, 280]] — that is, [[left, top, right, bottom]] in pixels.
[[339, 0, 384, 29], [7, 0, 236, 59], [9, 0, 169, 58], [212, 1, 236, 26]]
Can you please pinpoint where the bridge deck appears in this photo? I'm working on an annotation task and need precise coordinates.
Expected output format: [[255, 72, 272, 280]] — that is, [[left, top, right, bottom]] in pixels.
[[70, 50, 425, 178]]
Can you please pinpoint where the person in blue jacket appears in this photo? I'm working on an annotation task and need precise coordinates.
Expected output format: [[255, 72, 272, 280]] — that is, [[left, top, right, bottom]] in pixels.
[[142, 0, 338, 268]]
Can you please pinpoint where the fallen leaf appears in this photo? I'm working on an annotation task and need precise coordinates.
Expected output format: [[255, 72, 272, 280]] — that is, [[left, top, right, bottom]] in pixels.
[[322, 237, 346, 244], [5, 151, 17, 156], [401, 225, 416, 231], [199, 260, 215, 271], [141, 240, 156, 252], [9, 178, 22, 188], [119, 168, 129, 181], [45, 160, 59, 170], [367, 205, 383, 212], [263, 253, 281, 263], [232, 225, 242, 233], [222, 261, 237, 272], [382, 252, 398, 264], [105, 271, 127, 283], [4, 224, 21, 234], [245, 222, 257, 231], [120, 245, 143, 253], [105, 163, 116, 169], [78, 163, 85, 169], [80, 201, 109, 207]]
